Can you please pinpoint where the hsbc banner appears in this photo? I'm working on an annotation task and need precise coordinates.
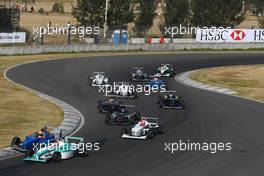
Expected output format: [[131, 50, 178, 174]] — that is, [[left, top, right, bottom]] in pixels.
[[196, 29, 264, 43], [0, 32, 26, 43]]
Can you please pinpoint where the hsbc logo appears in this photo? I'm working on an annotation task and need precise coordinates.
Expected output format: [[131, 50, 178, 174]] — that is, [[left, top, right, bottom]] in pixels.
[[197, 29, 264, 43], [230, 30, 246, 41]]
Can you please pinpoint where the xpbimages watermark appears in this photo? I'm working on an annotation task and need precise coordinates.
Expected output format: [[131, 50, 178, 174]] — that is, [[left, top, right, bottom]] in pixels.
[[164, 140, 232, 154], [97, 82, 166, 96], [32, 141, 100, 153], [32, 23, 99, 38], [164, 24, 231, 37]]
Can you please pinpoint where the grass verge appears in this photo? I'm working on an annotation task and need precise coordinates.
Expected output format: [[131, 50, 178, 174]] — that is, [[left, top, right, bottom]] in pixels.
[[190, 64, 264, 102]]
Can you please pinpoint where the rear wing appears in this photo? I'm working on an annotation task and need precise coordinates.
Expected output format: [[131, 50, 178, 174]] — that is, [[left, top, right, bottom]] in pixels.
[[141, 117, 159, 124], [114, 82, 130, 85], [93, 72, 105, 74], [46, 126, 65, 138], [161, 64, 172, 67], [158, 90, 176, 95], [148, 75, 160, 78], [133, 67, 144, 70], [65, 136, 84, 143]]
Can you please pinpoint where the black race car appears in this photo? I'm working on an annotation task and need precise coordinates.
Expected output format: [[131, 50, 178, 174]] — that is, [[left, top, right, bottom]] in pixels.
[[97, 99, 123, 114], [105, 106, 141, 126], [157, 91, 185, 109], [129, 67, 148, 81]]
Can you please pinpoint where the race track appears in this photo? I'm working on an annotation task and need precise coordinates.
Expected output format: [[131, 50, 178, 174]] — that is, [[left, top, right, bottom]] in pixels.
[[1, 53, 264, 176]]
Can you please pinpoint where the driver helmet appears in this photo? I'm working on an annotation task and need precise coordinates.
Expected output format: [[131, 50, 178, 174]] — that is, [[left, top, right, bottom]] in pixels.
[[108, 98, 114, 103], [136, 69, 142, 75], [169, 92, 174, 98], [121, 107, 125, 113], [41, 126, 48, 133], [139, 119, 146, 126], [37, 131, 44, 138]]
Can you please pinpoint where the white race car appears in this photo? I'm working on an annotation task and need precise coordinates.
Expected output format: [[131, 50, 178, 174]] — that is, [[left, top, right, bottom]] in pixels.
[[130, 67, 148, 81], [121, 117, 164, 140], [90, 72, 109, 87], [106, 82, 137, 99], [155, 64, 175, 77]]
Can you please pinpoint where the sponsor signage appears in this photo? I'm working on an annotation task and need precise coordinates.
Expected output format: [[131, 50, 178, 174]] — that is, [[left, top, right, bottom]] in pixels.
[[0, 32, 26, 43], [196, 29, 264, 43]]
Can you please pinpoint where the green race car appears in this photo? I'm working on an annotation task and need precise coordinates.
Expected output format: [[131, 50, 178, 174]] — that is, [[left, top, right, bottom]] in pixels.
[[24, 136, 88, 163]]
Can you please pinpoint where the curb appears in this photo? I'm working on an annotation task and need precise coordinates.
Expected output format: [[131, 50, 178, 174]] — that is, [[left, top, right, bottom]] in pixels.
[[0, 60, 85, 160], [175, 71, 238, 95]]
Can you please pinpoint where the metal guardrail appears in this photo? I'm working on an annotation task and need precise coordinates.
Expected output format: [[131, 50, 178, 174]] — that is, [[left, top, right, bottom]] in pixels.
[[0, 43, 264, 55]]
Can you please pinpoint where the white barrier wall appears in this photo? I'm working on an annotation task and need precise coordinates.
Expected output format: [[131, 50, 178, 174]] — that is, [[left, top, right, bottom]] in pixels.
[[1, 43, 264, 55]]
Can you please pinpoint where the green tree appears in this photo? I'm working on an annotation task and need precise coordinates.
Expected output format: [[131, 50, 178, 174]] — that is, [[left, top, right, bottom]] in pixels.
[[164, 0, 189, 26], [164, 0, 189, 37], [191, 0, 243, 27], [107, 0, 134, 31], [72, 0, 104, 28], [250, 0, 264, 14], [134, 0, 156, 38]]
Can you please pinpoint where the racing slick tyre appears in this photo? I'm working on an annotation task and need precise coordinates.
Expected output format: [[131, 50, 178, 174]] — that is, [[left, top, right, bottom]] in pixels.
[[80, 150, 89, 157], [135, 112, 141, 121], [105, 115, 110, 125], [52, 152, 62, 162], [89, 79, 93, 86], [75, 149, 89, 157], [128, 117, 136, 125], [25, 149, 35, 158], [147, 130, 154, 139], [11, 136, 21, 147], [97, 105, 103, 113], [121, 128, 128, 137], [181, 101, 186, 109], [158, 125, 165, 134]]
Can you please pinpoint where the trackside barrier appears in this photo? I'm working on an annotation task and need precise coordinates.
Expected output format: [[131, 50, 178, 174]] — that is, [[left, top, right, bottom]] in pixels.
[[1, 43, 264, 55]]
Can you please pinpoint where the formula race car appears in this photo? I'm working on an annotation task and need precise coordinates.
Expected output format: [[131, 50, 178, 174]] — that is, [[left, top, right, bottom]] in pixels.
[[105, 106, 141, 125], [11, 127, 56, 152], [155, 64, 175, 77], [129, 67, 148, 81], [89, 72, 109, 87], [97, 99, 123, 114], [106, 82, 137, 99], [121, 117, 164, 140], [157, 91, 185, 109], [24, 136, 88, 163], [145, 76, 167, 91]]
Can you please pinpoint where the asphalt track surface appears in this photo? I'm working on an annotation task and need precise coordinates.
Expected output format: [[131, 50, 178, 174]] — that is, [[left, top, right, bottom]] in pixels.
[[1, 53, 264, 176]]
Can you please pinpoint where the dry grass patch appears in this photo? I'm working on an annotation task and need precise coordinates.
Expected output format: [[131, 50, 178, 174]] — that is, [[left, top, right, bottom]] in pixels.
[[190, 65, 264, 101]]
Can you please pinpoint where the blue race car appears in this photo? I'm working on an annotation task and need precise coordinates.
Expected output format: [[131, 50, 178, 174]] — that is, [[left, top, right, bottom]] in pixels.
[[11, 127, 56, 152], [145, 77, 167, 91]]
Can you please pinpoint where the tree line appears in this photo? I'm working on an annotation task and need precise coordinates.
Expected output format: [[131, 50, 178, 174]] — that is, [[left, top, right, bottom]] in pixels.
[[72, 0, 262, 37]]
